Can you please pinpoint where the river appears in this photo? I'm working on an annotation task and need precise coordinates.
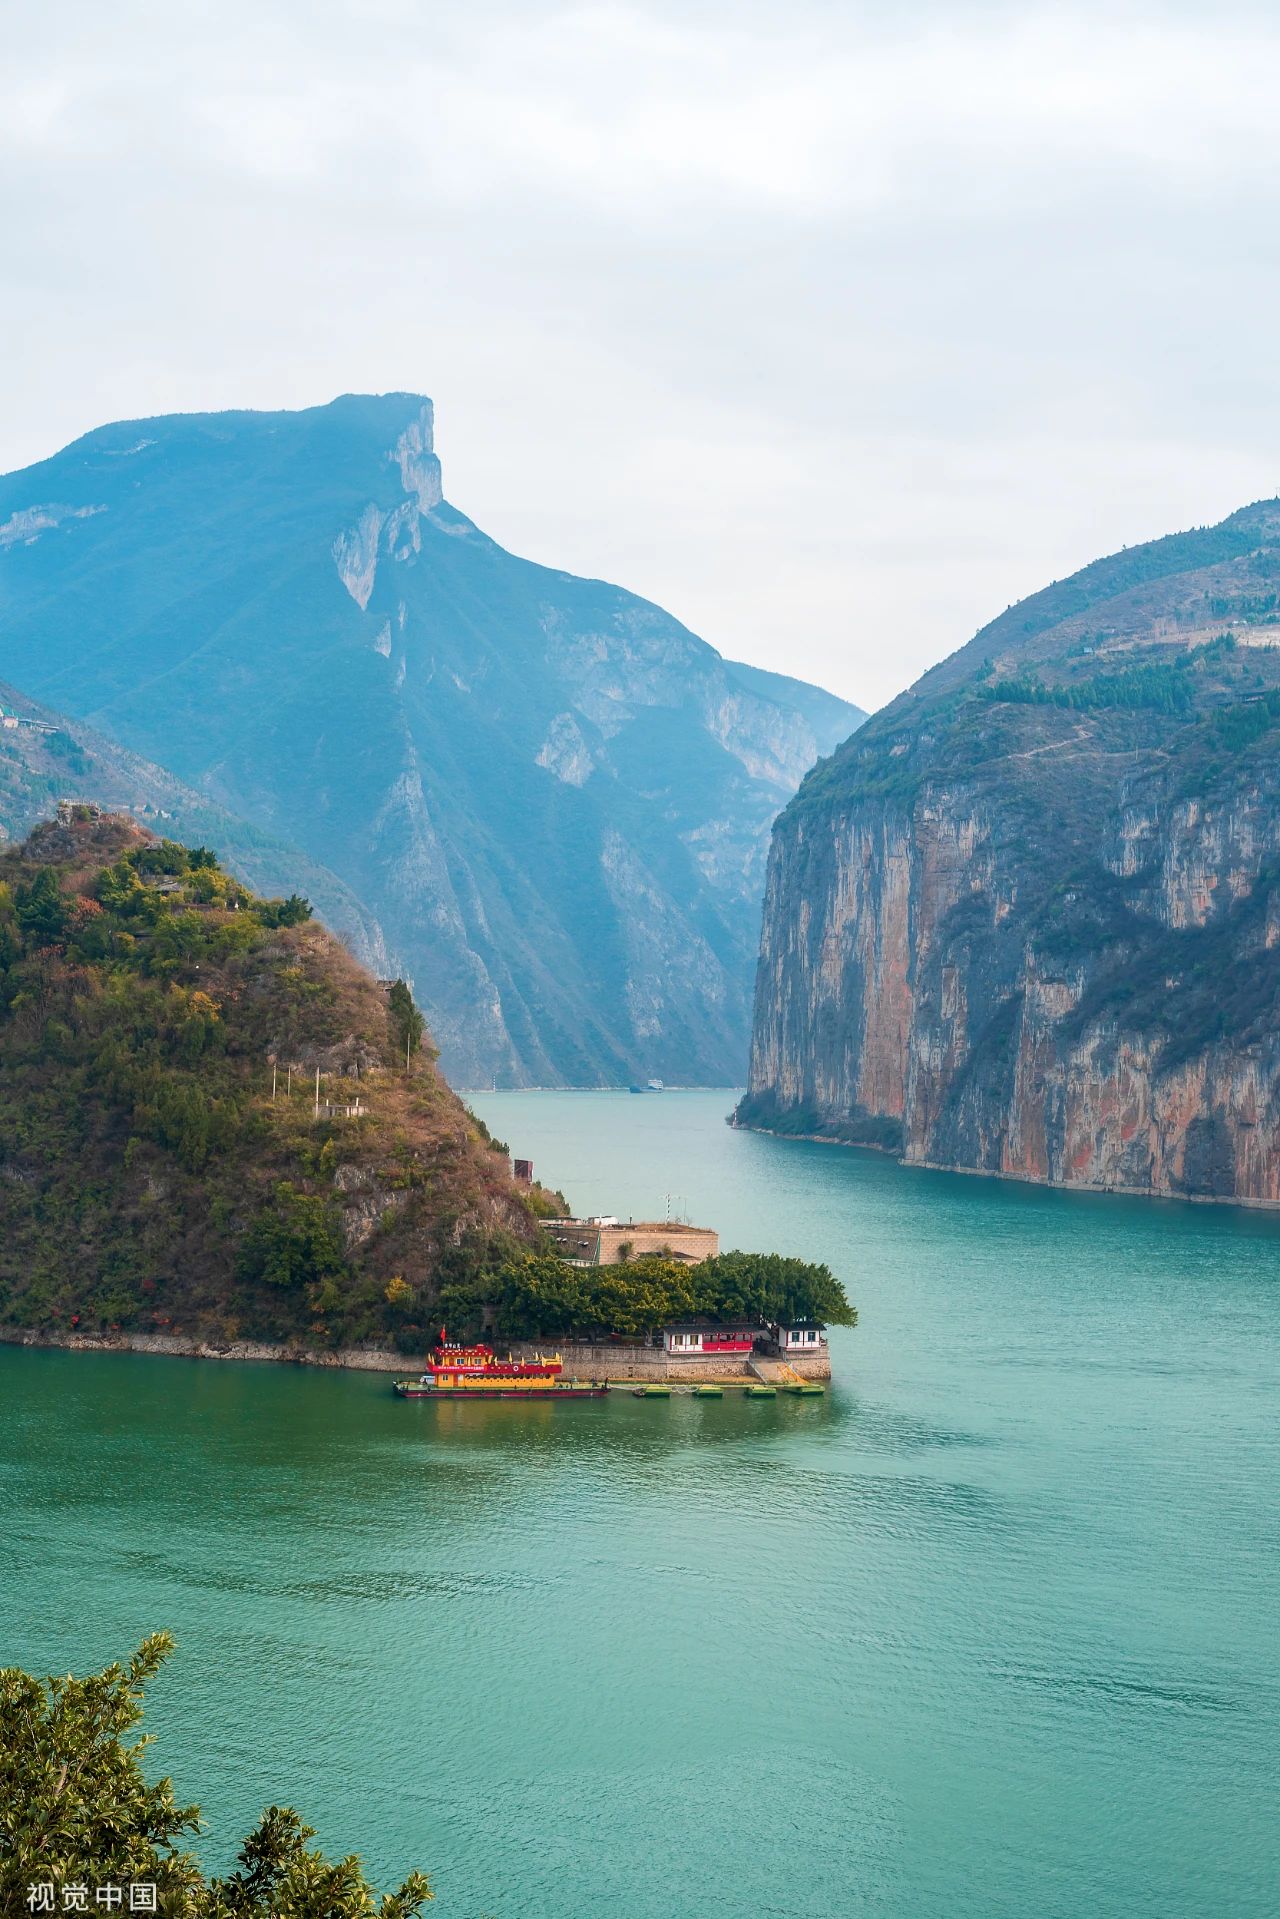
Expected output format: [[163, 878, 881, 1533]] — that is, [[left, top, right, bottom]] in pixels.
[[2, 1089, 1278, 1918]]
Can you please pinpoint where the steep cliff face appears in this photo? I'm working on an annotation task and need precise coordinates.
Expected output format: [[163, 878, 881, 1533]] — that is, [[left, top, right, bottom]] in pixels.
[[741, 500, 1280, 1202], [0, 394, 863, 1087]]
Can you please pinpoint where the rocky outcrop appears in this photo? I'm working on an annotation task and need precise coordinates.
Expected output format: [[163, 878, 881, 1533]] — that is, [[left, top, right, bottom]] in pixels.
[[333, 504, 384, 609], [741, 500, 1280, 1203], [0, 502, 104, 547]]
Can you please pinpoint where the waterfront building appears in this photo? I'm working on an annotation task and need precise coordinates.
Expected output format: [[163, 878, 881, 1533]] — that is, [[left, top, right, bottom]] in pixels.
[[774, 1321, 828, 1355], [662, 1320, 757, 1357]]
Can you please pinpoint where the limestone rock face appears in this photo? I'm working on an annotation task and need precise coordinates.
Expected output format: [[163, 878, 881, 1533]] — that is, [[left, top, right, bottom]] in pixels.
[[0, 392, 863, 1087], [741, 499, 1280, 1202]]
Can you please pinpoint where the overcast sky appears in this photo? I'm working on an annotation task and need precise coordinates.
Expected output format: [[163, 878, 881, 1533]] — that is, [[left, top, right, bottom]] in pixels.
[[4, 1, 1279, 709]]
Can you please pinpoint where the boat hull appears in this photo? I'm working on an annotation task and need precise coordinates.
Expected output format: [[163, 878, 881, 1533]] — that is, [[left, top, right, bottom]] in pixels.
[[395, 1381, 607, 1400]]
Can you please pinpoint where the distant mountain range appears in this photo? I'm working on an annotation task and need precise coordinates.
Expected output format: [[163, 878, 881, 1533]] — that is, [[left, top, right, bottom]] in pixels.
[[740, 499, 1280, 1203], [0, 395, 862, 1085]]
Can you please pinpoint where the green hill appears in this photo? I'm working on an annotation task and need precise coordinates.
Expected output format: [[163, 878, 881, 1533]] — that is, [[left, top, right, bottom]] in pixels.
[[0, 678, 388, 965], [0, 811, 547, 1347]]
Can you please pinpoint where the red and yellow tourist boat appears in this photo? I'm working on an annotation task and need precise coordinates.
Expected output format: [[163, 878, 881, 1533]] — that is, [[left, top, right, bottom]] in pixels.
[[394, 1333, 607, 1400]]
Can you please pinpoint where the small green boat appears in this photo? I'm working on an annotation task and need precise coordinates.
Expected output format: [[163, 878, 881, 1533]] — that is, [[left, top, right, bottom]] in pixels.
[[744, 1384, 776, 1399], [692, 1384, 723, 1398], [784, 1382, 826, 1396], [633, 1383, 671, 1398]]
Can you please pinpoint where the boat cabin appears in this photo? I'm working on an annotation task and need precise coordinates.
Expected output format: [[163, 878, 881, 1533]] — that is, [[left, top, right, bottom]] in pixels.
[[662, 1320, 757, 1357]]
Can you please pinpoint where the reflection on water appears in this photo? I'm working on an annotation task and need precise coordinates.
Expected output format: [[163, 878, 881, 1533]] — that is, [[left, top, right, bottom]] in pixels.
[[2, 1089, 1278, 1919]]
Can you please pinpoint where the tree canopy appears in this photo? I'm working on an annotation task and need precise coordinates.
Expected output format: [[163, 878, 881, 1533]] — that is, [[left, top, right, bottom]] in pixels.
[[0, 1635, 431, 1918], [440, 1248, 856, 1340]]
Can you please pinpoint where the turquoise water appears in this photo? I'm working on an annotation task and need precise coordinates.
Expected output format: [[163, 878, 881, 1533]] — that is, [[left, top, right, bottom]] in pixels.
[[3, 1089, 1279, 1918]]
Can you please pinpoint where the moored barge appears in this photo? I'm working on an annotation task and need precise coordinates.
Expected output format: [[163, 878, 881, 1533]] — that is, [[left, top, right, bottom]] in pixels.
[[394, 1334, 607, 1401]]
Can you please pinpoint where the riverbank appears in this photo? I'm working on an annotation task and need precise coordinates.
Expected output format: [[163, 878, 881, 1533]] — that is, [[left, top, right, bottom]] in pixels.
[[733, 1119, 1280, 1208], [0, 1325, 832, 1383]]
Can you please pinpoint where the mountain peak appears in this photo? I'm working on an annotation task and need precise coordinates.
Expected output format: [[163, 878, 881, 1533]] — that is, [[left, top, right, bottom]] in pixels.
[[0, 396, 862, 1087]]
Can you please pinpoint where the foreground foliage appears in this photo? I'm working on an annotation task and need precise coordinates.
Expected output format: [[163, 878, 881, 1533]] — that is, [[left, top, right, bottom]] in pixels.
[[0, 1635, 431, 1918]]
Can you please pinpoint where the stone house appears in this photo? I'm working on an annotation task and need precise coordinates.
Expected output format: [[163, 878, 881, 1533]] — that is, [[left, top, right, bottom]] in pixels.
[[545, 1217, 719, 1267]]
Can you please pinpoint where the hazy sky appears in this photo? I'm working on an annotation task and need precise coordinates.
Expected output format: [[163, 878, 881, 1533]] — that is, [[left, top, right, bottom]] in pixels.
[[4, 1, 1279, 709]]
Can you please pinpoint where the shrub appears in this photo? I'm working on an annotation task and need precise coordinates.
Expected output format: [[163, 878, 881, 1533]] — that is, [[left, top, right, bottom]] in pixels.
[[0, 1635, 432, 1917]]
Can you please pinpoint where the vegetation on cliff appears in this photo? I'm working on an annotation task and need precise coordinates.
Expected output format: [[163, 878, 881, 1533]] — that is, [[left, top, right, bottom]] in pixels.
[[1, 1635, 431, 1917], [0, 812, 551, 1348]]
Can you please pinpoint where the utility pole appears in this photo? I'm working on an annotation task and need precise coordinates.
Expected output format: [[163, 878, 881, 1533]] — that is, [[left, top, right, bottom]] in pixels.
[[271, 1061, 277, 1103], [314, 1067, 321, 1119]]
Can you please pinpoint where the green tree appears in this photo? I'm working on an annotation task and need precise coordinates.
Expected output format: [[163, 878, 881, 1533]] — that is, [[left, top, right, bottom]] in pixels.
[[259, 895, 313, 929], [693, 1251, 857, 1327], [15, 868, 69, 948], [387, 981, 424, 1062], [470, 1248, 857, 1340], [96, 858, 147, 913], [237, 1184, 350, 1291], [134, 840, 192, 876], [0, 1634, 432, 1918]]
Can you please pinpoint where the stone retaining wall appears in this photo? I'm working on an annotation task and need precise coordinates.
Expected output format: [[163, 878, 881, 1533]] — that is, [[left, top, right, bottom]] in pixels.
[[0, 1326, 833, 1382], [0, 1326, 419, 1372], [511, 1339, 832, 1382]]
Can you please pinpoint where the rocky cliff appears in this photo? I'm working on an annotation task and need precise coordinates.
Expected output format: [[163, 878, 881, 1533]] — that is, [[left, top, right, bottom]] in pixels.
[[0, 395, 862, 1086], [739, 500, 1280, 1203]]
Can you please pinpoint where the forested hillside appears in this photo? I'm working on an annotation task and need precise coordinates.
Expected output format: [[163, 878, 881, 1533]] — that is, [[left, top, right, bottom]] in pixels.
[[0, 679, 387, 961], [0, 811, 548, 1346]]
